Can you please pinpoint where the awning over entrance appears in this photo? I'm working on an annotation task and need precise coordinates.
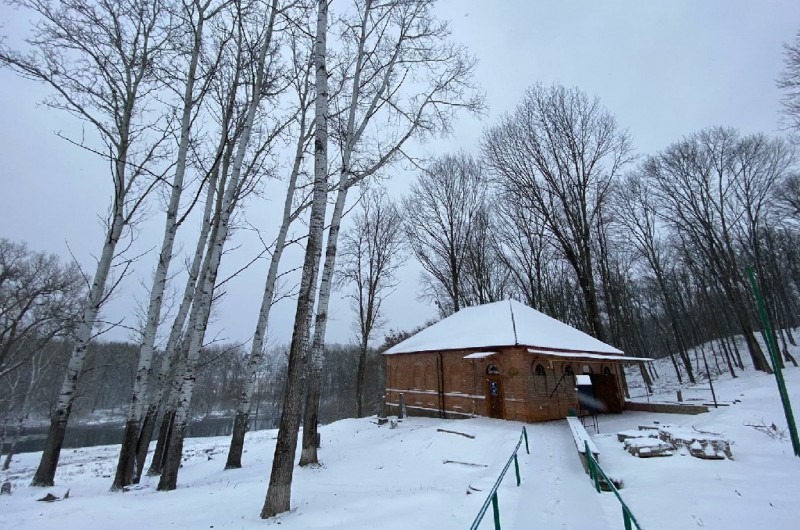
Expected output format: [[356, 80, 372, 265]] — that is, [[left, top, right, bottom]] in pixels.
[[526, 348, 653, 362], [463, 351, 497, 359]]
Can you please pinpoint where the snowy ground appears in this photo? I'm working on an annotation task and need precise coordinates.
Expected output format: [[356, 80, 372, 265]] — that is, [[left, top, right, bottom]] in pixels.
[[3, 366, 800, 529]]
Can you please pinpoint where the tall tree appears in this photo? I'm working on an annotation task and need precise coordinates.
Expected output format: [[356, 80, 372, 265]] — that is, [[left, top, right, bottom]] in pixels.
[[403, 152, 486, 316], [225, 17, 315, 470], [644, 127, 777, 373], [299, 0, 482, 467], [336, 191, 406, 417], [614, 174, 696, 383], [1, 0, 172, 487], [141, 2, 252, 479], [778, 28, 800, 138], [157, 0, 285, 492], [112, 0, 228, 491], [260, 0, 329, 518], [483, 83, 633, 342]]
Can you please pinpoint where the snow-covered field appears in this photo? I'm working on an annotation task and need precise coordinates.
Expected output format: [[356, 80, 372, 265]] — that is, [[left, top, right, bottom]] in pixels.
[[3, 363, 800, 529]]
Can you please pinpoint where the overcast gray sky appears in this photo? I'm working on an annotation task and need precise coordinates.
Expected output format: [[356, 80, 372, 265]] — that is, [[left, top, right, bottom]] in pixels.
[[1, 0, 798, 350]]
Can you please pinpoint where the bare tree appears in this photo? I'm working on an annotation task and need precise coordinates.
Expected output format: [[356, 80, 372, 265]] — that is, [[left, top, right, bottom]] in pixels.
[[112, 0, 230, 491], [779, 28, 800, 138], [336, 191, 406, 417], [0, 240, 84, 469], [224, 15, 315, 470], [403, 152, 486, 316], [158, 0, 287, 492], [299, 0, 483, 468], [141, 1, 253, 479], [483, 83, 633, 342], [461, 204, 510, 306], [614, 174, 696, 383], [1, 0, 173, 487], [493, 196, 570, 321], [260, 0, 329, 518], [0, 239, 84, 378], [0, 344, 53, 470], [644, 127, 777, 373]]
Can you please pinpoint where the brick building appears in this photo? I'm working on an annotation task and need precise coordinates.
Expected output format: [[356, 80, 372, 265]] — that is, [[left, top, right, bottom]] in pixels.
[[384, 300, 646, 422]]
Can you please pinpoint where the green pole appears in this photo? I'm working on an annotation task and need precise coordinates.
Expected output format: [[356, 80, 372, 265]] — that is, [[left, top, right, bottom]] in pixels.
[[623, 507, 632, 530], [747, 267, 800, 457], [491, 492, 501, 530], [523, 426, 529, 454]]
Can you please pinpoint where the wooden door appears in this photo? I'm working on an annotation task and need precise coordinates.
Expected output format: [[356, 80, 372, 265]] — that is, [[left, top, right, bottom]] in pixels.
[[590, 373, 622, 413], [485, 376, 505, 419]]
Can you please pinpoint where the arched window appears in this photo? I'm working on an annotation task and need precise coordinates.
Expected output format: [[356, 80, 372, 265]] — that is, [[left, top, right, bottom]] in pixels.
[[603, 366, 612, 376], [563, 364, 574, 376], [486, 363, 500, 375], [582, 365, 593, 374], [533, 363, 548, 394]]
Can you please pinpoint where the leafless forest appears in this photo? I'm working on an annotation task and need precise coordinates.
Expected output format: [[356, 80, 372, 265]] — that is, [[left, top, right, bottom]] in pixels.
[[2, 0, 800, 518]]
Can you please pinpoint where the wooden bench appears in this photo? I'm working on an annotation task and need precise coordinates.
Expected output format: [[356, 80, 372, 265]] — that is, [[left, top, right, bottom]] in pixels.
[[567, 416, 600, 474]]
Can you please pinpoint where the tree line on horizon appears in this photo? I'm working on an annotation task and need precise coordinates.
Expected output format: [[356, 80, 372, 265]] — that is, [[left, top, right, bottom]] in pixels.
[[1, 0, 800, 520]]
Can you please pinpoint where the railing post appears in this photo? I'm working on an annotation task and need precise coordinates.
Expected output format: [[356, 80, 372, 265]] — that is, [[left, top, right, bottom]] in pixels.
[[513, 453, 521, 486], [523, 426, 529, 454], [585, 441, 600, 492], [491, 492, 501, 530], [623, 506, 632, 530]]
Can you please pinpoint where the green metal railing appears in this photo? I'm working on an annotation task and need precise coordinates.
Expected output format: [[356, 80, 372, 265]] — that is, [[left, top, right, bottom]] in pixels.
[[585, 440, 643, 530], [469, 426, 529, 530], [747, 267, 800, 457]]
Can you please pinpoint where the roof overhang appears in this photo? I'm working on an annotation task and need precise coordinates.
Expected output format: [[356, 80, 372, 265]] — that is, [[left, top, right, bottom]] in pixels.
[[526, 348, 653, 362], [462, 351, 497, 359]]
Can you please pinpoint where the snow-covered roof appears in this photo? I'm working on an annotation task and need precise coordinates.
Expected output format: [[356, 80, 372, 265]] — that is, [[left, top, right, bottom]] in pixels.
[[383, 299, 625, 357]]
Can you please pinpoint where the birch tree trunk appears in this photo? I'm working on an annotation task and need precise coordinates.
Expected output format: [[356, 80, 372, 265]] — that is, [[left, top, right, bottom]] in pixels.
[[31, 208, 125, 486], [225, 101, 311, 470], [261, 0, 328, 517], [112, 1, 211, 491], [301, 0, 377, 467], [147, 352, 187, 477], [157, 217, 225, 491], [6, 0, 169, 488], [300, 0, 482, 464], [158, 0, 280, 491], [139, 166, 220, 479], [299, 175, 347, 466], [140, 40, 243, 478]]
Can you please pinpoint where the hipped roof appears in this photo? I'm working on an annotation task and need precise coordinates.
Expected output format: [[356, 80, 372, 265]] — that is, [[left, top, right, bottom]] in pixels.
[[384, 300, 626, 358]]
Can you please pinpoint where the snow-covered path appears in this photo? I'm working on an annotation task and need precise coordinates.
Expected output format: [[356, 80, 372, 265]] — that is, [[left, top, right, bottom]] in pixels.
[[499, 421, 614, 530]]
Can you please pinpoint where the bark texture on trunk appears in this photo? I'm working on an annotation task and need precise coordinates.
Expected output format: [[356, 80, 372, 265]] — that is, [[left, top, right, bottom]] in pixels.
[[226, 104, 308, 470], [112, 7, 207, 491], [261, 0, 328, 517], [31, 210, 124, 487], [300, 178, 347, 466], [140, 168, 219, 480], [157, 0, 278, 491]]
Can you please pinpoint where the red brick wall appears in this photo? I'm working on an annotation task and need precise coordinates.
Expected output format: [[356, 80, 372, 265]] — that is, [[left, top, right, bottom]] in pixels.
[[385, 348, 624, 422]]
